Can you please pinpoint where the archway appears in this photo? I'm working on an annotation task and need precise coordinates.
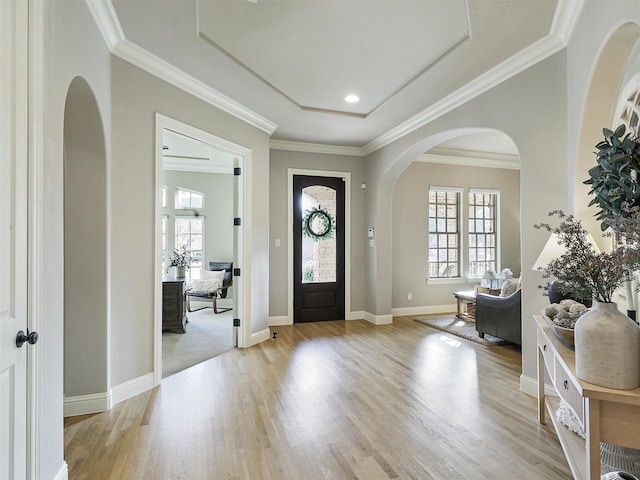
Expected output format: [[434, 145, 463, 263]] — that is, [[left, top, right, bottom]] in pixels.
[[574, 22, 640, 236], [63, 76, 109, 413], [371, 128, 520, 319]]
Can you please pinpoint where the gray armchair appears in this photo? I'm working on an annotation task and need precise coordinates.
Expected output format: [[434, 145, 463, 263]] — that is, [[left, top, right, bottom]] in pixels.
[[475, 289, 522, 346]]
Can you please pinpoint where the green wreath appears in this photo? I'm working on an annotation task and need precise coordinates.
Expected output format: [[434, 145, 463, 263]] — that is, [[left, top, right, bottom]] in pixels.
[[302, 206, 335, 241]]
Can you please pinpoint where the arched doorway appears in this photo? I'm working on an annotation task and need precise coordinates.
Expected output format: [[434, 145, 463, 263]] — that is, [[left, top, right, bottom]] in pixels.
[[63, 77, 109, 414]]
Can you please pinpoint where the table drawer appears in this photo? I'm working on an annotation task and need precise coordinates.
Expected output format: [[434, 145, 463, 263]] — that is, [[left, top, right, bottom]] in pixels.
[[538, 329, 555, 381], [554, 356, 584, 426]]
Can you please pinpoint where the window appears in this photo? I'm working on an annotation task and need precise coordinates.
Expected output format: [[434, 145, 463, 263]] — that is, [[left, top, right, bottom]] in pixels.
[[428, 187, 461, 278], [175, 187, 204, 210], [468, 190, 499, 277], [162, 185, 167, 208], [175, 216, 204, 281]]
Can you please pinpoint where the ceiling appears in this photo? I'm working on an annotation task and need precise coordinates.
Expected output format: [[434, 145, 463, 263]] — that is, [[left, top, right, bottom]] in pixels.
[[106, 0, 571, 156]]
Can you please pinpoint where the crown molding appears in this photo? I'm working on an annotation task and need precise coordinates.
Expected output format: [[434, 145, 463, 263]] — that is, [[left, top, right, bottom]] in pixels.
[[363, 0, 586, 155], [416, 152, 520, 170], [85, 0, 125, 50], [269, 139, 365, 156], [84, 0, 277, 135]]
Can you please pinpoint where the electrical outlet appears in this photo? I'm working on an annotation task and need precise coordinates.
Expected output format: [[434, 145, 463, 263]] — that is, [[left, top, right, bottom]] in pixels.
[[407, 293, 412, 301]]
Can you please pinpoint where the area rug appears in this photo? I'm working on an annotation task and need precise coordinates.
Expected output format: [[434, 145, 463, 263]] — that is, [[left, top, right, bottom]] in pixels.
[[414, 314, 509, 346], [162, 309, 235, 378]]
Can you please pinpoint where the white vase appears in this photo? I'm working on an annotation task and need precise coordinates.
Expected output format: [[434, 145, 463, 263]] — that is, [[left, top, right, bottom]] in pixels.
[[174, 266, 186, 278], [575, 302, 640, 390]]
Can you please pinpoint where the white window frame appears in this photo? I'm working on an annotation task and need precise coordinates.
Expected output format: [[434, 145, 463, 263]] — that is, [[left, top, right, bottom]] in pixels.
[[467, 188, 500, 279], [427, 186, 463, 283], [174, 186, 204, 210], [175, 215, 205, 282], [162, 185, 167, 208]]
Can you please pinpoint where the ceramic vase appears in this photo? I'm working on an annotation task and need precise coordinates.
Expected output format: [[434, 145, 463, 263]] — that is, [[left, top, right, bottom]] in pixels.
[[575, 302, 640, 390], [175, 266, 186, 278]]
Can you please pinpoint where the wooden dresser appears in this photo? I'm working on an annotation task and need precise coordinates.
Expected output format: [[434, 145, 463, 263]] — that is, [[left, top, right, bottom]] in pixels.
[[162, 278, 187, 333], [536, 315, 640, 479]]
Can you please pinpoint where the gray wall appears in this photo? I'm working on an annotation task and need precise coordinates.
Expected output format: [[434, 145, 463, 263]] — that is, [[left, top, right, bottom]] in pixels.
[[162, 170, 234, 272], [110, 55, 271, 384], [269, 149, 367, 317], [44, 1, 113, 477], [392, 161, 521, 309]]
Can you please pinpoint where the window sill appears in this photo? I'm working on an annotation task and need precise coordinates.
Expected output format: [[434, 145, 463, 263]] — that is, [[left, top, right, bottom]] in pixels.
[[426, 277, 467, 286]]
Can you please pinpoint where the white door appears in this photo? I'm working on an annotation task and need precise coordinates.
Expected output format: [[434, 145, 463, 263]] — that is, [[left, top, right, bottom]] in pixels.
[[0, 0, 29, 478]]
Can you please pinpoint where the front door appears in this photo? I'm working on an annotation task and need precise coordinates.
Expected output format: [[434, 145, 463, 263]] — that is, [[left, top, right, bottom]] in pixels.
[[293, 175, 345, 322], [0, 0, 29, 477]]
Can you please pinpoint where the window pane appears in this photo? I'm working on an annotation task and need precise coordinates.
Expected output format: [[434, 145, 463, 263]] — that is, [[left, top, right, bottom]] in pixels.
[[428, 189, 460, 278], [301, 185, 337, 283], [468, 192, 498, 276]]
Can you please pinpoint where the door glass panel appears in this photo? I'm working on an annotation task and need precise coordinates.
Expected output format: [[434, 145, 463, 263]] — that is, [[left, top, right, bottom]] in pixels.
[[301, 185, 336, 283]]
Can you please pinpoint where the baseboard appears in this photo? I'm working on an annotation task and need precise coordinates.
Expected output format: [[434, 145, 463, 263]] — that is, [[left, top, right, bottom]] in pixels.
[[391, 304, 456, 317], [248, 327, 271, 346], [363, 311, 393, 325], [268, 315, 291, 326], [52, 461, 69, 480], [63, 391, 111, 417], [111, 372, 155, 406], [348, 310, 365, 320], [520, 374, 557, 397]]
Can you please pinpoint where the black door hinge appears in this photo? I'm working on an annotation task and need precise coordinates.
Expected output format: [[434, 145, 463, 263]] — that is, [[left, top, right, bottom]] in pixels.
[[234, 268, 241, 277], [233, 318, 240, 327], [234, 217, 241, 226], [234, 167, 241, 176]]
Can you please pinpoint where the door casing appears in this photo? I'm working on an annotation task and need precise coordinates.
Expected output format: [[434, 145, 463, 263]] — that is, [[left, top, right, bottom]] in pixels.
[[287, 169, 351, 323]]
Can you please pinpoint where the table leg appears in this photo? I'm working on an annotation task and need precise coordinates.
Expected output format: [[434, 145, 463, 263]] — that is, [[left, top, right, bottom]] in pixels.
[[456, 297, 463, 318]]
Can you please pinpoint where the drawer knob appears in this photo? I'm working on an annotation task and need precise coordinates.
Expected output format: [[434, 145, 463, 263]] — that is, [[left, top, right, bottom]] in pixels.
[[563, 380, 568, 390]]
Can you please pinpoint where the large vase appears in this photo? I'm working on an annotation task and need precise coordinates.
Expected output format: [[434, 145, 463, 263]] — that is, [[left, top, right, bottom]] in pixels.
[[174, 266, 186, 278], [575, 302, 640, 390]]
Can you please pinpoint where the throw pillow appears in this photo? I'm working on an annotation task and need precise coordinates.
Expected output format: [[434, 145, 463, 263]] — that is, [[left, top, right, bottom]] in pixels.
[[500, 277, 520, 297], [192, 270, 225, 292]]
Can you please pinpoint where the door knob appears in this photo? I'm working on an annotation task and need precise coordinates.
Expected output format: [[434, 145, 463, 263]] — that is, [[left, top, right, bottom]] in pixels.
[[16, 330, 39, 348]]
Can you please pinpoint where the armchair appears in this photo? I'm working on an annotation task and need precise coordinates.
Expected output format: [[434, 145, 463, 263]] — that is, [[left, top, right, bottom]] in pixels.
[[475, 289, 522, 346], [186, 261, 233, 314]]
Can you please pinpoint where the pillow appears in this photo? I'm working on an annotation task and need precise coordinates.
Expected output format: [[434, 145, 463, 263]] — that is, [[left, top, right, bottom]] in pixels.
[[190, 279, 221, 292], [192, 270, 225, 292], [500, 277, 520, 297]]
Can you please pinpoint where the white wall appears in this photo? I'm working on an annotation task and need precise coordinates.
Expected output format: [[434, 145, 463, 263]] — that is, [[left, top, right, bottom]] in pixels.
[[162, 170, 234, 273]]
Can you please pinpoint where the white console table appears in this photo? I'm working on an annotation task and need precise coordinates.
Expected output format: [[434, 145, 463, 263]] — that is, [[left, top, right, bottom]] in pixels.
[[536, 315, 640, 479]]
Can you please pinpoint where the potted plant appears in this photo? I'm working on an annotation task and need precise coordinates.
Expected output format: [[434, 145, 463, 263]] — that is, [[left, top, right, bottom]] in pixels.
[[534, 210, 640, 389], [584, 124, 640, 231], [169, 245, 192, 278]]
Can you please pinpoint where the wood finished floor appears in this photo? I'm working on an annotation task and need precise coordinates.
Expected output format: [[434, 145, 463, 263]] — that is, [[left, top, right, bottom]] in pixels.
[[64, 316, 572, 480]]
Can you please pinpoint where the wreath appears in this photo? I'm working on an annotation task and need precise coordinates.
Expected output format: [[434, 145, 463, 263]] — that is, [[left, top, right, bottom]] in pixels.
[[302, 206, 335, 241]]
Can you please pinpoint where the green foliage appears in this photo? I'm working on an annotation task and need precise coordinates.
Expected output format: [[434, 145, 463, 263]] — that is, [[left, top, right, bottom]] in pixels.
[[302, 206, 335, 242], [169, 245, 192, 268], [534, 210, 640, 303], [584, 124, 640, 230]]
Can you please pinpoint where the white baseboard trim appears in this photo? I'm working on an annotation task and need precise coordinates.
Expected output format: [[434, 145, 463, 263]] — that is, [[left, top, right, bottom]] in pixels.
[[52, 461, 69, 480], [363, 311, 393, 325], [111, 372, 155, 406], [248, 327, 271, 346], [348, 310, 365, 320], [268, 315, 291, 326], [520, 374, 557, 397], [391, 304, 456, 317], [63, 391, 111, 417]]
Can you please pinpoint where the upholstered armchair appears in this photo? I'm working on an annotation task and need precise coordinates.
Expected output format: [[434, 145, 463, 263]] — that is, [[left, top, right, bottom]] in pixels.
[[475, 289, 522, 346]]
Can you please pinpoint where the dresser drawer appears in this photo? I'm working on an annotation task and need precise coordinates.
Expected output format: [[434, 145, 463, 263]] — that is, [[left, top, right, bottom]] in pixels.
[[554, 356, 584, 426]]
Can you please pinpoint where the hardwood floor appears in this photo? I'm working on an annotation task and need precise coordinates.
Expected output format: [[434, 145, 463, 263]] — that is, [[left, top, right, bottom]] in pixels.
[[64, 316, 572, 479]]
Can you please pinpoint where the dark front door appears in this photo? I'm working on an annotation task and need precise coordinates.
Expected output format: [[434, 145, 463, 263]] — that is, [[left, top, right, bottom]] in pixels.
[[293, 175, 345, 322]]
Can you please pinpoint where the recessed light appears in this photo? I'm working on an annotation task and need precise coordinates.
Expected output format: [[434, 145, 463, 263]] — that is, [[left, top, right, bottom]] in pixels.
[[345, 94, 359, 103]]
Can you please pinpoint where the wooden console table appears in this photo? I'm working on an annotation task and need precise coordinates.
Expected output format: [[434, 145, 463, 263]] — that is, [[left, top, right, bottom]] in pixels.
[[536, 315, 640, 479]]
